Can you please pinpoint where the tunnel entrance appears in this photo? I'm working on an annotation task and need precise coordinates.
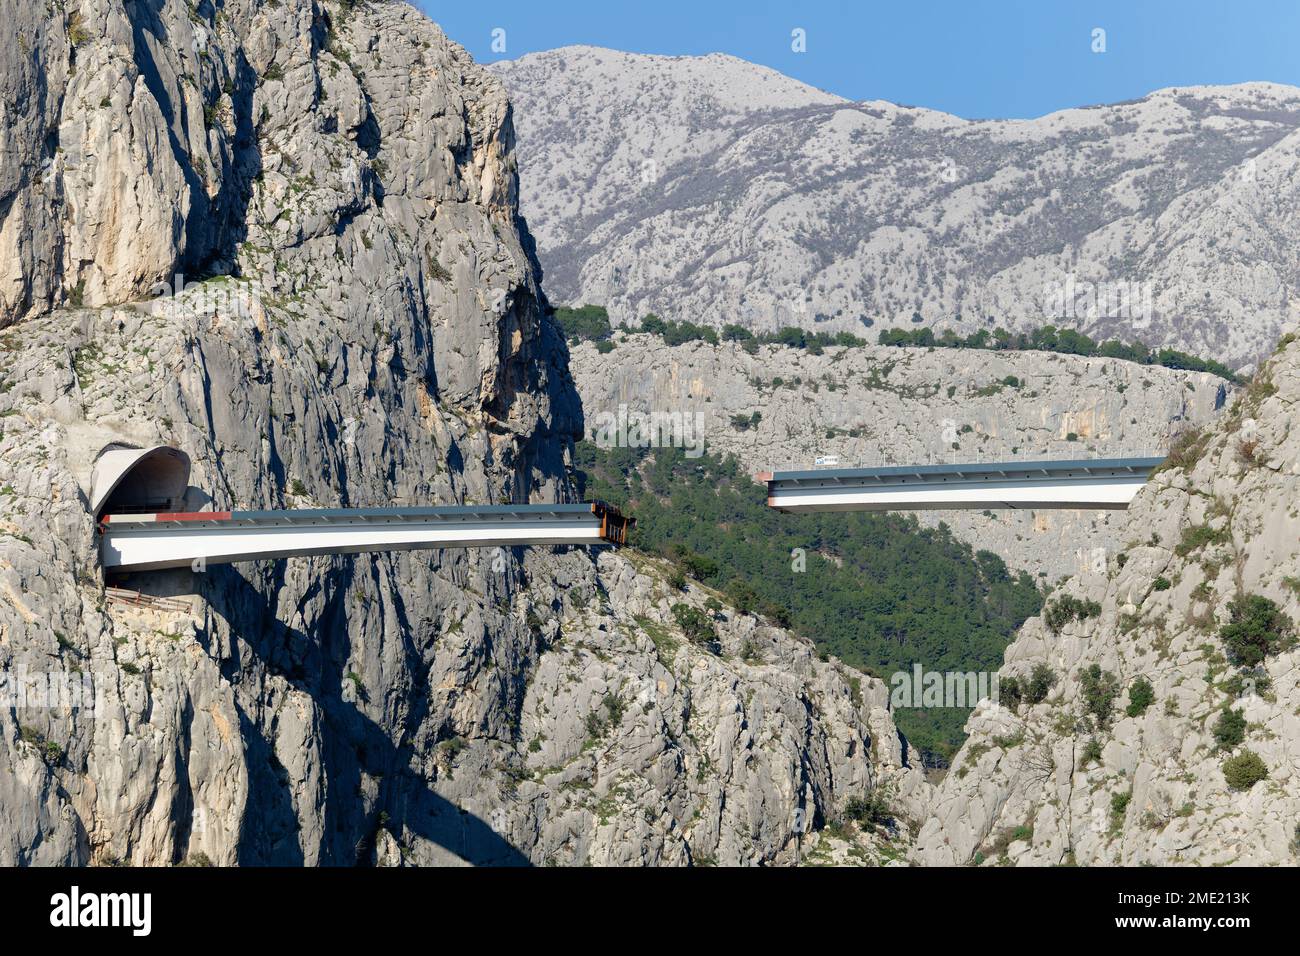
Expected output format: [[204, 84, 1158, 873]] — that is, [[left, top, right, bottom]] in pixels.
[[90, 445, 192, 521]]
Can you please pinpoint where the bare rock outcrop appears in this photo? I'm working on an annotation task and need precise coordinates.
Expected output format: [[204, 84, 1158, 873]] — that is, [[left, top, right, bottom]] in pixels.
[[913, 334, 1300, 865], [0, 1, 915, 866]]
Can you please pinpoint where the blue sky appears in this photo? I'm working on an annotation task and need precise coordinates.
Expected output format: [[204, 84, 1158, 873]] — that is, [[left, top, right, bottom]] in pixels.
[[415, 0, 1300, 119]]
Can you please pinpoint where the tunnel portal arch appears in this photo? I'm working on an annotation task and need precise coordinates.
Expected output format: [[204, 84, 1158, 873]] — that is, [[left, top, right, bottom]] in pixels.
[[90, 445, 192, 521]]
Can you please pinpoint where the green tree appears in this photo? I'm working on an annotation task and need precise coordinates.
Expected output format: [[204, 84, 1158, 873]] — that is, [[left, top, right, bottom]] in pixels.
[[1043, 595, 1101, 633], [553, 304, 613, 343], [1079, 664, 1119, 725], [1125, 677, 1155, 717], [843, 786, 894, 828], [1220, 595, 1293, 667], [1025, 663, 1057, 705], [1212, 707, 1246, 751], [671, 603, 717, 647], [999, 676, 1023, 713]]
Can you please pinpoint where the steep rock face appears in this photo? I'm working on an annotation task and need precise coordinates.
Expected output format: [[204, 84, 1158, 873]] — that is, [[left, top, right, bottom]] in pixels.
[[495, 47, 1300, 366], [569, 333, 1227, 579], [0, 1, 915, 866], [4, 0, 250, 322], [0, 0, 70, 323], [913, 335, 1300, 865]]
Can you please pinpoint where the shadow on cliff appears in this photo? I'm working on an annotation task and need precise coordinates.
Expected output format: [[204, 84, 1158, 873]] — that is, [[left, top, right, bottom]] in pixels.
[[193, 562, 532, 867], [517, 210, 587, 499], [123, 0, 262, 279]]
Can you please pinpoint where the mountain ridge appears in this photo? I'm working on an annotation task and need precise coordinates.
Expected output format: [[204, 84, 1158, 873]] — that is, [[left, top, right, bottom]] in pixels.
[[494, 48, 1300, 366]]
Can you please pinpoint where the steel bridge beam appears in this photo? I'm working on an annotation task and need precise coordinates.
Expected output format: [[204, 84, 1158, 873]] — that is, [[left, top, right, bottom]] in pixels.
[[764, 457, 1164, 513], [100, 502, 633, 572]]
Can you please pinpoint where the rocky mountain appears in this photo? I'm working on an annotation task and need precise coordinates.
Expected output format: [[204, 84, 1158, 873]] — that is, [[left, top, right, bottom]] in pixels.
[[569, 333, 1228, 579], [8, 3, 1297, 871], [914, 333, 1300, 865], [493, 47, 1300, 367], [0, 0, 919, 866]]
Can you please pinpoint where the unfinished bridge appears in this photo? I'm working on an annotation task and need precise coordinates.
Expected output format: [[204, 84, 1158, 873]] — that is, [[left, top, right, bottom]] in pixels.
[[91, 445, 631, 573], [762, 457, 1164, 514], [89, 446, 1163, 573]]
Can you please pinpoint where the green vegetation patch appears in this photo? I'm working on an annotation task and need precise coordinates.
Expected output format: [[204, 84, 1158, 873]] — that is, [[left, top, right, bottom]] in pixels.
[[574, 442, 1043, 764], [1173, 523, 1229, 557], [1125, 676, 1155, 718], [1078, 664, 1119, 726], [1222, 750, 1269, 790], [553, 304, 614, 344], [1043, 594, 1101, 633], [877, 324, 1240, 382], [1219, 594, 1293, 667], [670, 602, 717, 648], [1001, 662, 1058, 713], [1212, 707, 1246, 751], [595, 308, 1238, 381]]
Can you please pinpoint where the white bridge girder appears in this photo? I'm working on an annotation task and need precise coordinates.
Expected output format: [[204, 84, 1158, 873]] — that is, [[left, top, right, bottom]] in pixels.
[[100, 503, 632, 572], [764, 457, 1164, 513]]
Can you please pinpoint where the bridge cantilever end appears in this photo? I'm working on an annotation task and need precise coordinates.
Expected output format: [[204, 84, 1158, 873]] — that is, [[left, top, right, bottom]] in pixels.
[[592, 501, 635, 546]]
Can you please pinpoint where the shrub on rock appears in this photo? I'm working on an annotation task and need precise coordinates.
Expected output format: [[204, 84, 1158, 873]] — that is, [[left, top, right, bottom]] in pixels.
[[1212, 708, 1246, 751], [1220, 595, 1293, 667], [1125, 677, 1155, 717], [1025, 663, 1058, 704], [1222, 750, 1269, 790]]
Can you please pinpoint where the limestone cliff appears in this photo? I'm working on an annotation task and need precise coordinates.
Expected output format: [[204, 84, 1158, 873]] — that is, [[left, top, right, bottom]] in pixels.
[[914, 334, 1300, 865], [0, 1, 917, 866]]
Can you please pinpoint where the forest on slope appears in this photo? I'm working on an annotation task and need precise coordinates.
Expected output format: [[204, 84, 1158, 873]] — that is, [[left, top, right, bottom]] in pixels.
[[556, 305, 1240, 381], [574, 442, 1045, 762]]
